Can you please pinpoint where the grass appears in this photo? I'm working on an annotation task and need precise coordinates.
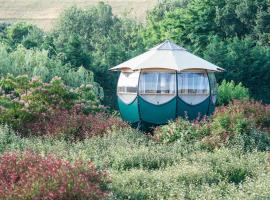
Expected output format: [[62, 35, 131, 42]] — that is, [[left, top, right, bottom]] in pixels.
[[0, 0, 156, 30], [1, 125, 270, 199]]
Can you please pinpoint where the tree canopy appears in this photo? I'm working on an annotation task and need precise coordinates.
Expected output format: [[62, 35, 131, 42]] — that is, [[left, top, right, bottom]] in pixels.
[[0, 0, 269, 105], [143, 0, 270, 103]]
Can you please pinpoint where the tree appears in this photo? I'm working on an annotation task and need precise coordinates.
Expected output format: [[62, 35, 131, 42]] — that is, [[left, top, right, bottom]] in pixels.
[[142, 0, 270, 103], [53, 33, 90, 68], [143, 0, 270, 52], [5, 22, 44, 49], [21, 26, 44, 49], [204, 37, 270, 103], [52, 2, 144, 107], [0, 22, 10, 45]]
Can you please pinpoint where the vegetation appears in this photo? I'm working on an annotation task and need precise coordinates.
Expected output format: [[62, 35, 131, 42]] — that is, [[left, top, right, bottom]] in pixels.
[[0, 111, 269, 199], [0, 75, 103, 132], [0, 0, 269, 199], [0, 0, 155, 30], [154, 100, 270, 148], [50, 3, 144, 107], [144, 0, 270, 103], [1, 1, 270, 105], [217, 80, 249, 105], [0, 151, 109, 200]]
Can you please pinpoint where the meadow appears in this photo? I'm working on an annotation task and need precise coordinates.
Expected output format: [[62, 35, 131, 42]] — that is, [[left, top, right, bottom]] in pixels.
[[1, 104, 270, 199]]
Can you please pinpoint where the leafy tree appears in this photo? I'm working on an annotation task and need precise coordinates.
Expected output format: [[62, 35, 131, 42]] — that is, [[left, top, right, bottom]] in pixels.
[[204, 37, 270, 103], [0, 44, 102, 95], [0, 22, 10, 33], [0, 22, 11, 45], [5, 22, 44, 49], [52, 2, 144, 107], [142, 0, 189, 48], [53, 33, 90, 68], [143, 0, 270, 52], [21, 26, 44, 49], [143, 0, 224, 52], [143, 0, 270, 103]]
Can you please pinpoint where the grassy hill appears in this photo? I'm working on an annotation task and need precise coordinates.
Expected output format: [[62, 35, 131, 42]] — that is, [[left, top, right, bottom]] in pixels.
[[0, 0, 156, 31]]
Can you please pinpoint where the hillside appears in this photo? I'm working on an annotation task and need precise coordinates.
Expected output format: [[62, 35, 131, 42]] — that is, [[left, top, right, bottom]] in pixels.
[[0, 0, 156, 31]]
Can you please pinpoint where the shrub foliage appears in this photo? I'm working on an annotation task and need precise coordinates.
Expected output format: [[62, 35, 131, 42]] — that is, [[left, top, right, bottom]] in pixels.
[[25, 108, 128, 140], [0, 151, 109, 200], [154, 100, 270, 149], [217, 80, 249, 105], [0, 75, 102, 132]]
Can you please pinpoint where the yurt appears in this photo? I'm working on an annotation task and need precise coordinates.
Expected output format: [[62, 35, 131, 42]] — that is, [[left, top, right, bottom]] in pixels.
[[110, 40, 223, 128]]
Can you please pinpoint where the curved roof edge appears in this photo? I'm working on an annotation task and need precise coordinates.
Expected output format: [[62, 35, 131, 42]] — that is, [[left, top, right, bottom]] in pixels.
[[110, 40, 224, 72]]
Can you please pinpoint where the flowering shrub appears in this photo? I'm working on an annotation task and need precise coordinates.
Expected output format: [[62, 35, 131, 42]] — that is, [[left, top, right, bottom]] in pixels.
[[25, 107, 128, 140], [203, 100, 270, 148], [153, 117, 211, 143], [211, 100, 270, 134], [154, 100, 270, 148], [0, 151, 110, 200], [238, 100, 270, 131], [208, 104, 251, 145], [0, 75, 103, 131]]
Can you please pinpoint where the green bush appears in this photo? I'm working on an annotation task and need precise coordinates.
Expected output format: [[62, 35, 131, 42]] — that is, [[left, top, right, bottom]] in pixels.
[[0, 75, 102, 130], [0, 125, 21, 154], [217, 80, 250, 106], [203, 100, 270, 149], [153, 118, 210, 144], [110, 145, 178, 170], [211, 104, 251, 135], [153, 100, 270, 151], [228, 129, 270, 152], [0, 44, 103, 93]]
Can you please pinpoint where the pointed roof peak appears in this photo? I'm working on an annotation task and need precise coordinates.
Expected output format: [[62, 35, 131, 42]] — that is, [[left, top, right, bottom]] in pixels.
[[151, 40, 186, 51], [110, 40, 224, 72]]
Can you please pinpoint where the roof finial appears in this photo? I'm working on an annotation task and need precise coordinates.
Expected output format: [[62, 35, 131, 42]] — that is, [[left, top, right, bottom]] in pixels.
[[151, 40, 186, 51]]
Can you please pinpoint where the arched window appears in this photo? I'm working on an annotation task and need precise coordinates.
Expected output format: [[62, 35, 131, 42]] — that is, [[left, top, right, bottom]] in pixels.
[[208, 72, 217, 104], [117, 71, 139, 104], [178, 72, 210, 105], [139, 71, 176, 105]]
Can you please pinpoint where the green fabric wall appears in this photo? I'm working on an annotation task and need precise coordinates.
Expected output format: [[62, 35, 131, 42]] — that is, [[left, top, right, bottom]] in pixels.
[[177, 97, 210, 120], [118, 97, 140, 123], [117, 72, 217, 125], [138, 97, 176, 124]]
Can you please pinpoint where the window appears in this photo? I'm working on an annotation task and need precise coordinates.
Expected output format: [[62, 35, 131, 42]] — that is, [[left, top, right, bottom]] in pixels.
[[117, 71, 139, 104], [208, 72, 217, 104], [178, 72, 210, 105], [139, 72, 176, 105]]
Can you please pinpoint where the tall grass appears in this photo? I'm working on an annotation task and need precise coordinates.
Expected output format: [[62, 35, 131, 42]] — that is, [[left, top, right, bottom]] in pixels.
[[1, 125, 270, 199]]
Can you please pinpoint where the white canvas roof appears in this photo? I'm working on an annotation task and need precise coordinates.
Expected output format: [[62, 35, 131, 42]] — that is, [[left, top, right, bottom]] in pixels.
[[110, 40, 224, 72]]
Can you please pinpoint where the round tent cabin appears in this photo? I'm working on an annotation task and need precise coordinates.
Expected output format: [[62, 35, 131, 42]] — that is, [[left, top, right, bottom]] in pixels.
[[110, 40, 223, 128]]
